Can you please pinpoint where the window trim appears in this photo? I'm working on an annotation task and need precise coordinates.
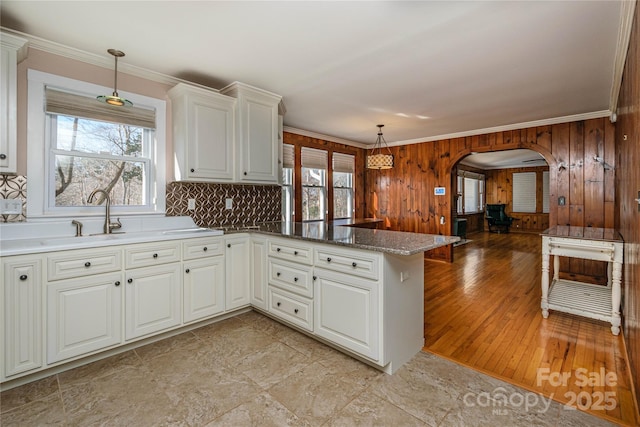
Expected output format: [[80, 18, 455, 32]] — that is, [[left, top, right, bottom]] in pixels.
[[301, 167, 327, 222], [27, 69, 166, 219], [457, 170, 485, 215]]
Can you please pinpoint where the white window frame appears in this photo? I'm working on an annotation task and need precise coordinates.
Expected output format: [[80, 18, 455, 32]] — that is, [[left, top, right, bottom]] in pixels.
[[27, 70, 166, 219], [301, 147, 327, 222], [332, 152, 355, 220], [457, 170, 484, 214]]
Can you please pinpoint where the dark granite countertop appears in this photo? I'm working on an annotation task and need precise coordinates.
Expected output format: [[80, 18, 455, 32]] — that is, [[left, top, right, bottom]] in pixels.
[[225, 221, 459, 256]]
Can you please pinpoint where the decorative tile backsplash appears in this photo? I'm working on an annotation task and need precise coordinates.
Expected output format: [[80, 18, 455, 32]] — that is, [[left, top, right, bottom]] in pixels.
[[166, 181, 282, 227], [0, 174, 27, 222], [0, 176, 281, 226]]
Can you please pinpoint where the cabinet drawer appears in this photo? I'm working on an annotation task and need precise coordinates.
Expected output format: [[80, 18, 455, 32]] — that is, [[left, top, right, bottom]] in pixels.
[[268, 258, 313, 298], [183, 237, 224, 260], [268, 238, 313, 265], [314, 246, 380, 280], [47, 248, 122, 281], [268, 287, 313, 332], [125, 242, 181, 269]]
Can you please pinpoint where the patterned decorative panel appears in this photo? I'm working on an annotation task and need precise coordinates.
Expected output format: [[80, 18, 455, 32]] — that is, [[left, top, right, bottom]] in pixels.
[[0, 174, 27, 222], [166, 182, 282, 227]]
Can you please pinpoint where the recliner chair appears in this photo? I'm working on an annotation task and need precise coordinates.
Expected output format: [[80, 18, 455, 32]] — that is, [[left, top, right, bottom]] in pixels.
[[485, 204, 514, 233]]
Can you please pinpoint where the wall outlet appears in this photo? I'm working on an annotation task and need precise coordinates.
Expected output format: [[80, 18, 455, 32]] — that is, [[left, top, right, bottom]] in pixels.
[[400, 271, 410, 282], [225, 198, 233, 210], [187, 199, 196, 210], [0, 198, 22, 214]]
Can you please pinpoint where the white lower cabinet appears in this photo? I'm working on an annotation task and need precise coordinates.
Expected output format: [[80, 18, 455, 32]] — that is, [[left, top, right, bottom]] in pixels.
[[47, 272, 123, 364], [269, 287, 313, 331], [183, 257, 225, 323], [125, 264, 182, 340], [250, 235, 268, 310], [183, 236, 225, 323], [2, 231, 425, 385], [2, 256, 42, 379], [225, 234, 251, 310], [314, 269, 379, 360]]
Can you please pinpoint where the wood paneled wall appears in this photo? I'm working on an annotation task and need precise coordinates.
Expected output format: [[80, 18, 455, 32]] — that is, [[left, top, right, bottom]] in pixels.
[[365, 118, 615, 262], [616, 2, 640, 413], [485, 166, 550, 233], [283, 132, 366, 222]]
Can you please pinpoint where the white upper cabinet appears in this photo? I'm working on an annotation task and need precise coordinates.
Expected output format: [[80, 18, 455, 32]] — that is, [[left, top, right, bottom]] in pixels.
[[222, 82, 282, 184], [168, 83, 236, 181], [0, 32, 28, 174], [169, 81, 282, 184]]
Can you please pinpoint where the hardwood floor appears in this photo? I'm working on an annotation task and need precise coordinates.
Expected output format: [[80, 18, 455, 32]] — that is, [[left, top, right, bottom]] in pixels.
[[424, 232, 637, 426]]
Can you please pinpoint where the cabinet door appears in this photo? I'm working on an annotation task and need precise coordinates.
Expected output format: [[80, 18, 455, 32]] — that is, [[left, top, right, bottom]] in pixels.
[[225, 235, 251, 310], [0, 33, 27, 173], [183, 257, 225, 323], [187, 94, 235, 181], [125, 264, 182, 340], [239, 95, 279, 182], [47, 272, 122, 364], [224, 83, 281, 184], [3, 256, 42, 378], [169, 83, 236, 182], [250, 236, 268, 310], [314, 269, 379, 361]]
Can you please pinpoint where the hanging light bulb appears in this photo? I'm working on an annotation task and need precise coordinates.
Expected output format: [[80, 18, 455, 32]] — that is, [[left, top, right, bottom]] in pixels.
[[366, 124, 394, 170], [97, 49, 132, 107]]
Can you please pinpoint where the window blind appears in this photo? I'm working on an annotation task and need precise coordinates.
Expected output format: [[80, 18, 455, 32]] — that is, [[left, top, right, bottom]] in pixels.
[[332, 152, 354, 173], [542, 171, 550, 213], [458, 170, 484, 180], [512, 172, 536, 213], [283, 144, 294, 168], [301, 147, 328, 169], [464, 178, 479, 213], [46, 87, 156, 129]]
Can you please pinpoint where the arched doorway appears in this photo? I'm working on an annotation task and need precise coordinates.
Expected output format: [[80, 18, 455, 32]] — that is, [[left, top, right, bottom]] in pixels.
[[451, 148, 553, 237]]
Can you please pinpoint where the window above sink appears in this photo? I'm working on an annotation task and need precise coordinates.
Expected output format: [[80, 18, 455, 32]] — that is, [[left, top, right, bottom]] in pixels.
[[26, 70, 167, 219]]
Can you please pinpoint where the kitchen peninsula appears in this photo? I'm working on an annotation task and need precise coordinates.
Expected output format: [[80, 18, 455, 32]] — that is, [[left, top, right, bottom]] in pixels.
[[1, 218, 457, 389], [244, 221, 459, 374]]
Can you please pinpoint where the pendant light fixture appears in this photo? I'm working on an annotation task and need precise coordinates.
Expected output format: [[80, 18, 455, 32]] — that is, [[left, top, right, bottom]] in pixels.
[[97, 49, 132, 107], [366, 124, 394, 170]]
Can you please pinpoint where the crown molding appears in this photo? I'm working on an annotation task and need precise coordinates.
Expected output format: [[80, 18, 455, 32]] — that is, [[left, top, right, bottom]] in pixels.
[[283, 126, 367, 148], [3, 27, 617, 151], [390, 110, 612, 148], [0, 26, 217, 91], [609, 0, 637, 113]]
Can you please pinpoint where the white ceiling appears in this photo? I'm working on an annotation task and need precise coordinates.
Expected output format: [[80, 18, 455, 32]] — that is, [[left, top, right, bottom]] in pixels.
[[0, 1, 625, 146], [459, 149, 547, 170]]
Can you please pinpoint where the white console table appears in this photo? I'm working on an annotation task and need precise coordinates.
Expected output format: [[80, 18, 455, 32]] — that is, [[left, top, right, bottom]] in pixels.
[[540, 227, 624, 335]]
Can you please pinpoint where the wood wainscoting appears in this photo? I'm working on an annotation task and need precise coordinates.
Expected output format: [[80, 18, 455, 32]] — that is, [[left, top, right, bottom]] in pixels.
[[424, 232, 637, 426]]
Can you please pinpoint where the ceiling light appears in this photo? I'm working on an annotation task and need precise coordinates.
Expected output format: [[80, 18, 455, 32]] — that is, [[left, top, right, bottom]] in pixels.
[[367, 124, 394, 170], [97, 49, 132, 107]]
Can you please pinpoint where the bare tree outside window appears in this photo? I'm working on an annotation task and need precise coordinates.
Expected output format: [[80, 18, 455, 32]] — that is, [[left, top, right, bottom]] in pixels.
[[301, 167, 325, 221], [51, 115, 149, 207]]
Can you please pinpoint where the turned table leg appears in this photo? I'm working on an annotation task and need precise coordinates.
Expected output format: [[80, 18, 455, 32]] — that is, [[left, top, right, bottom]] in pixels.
[[611, 260, 622, 335], [541, 237, 550, 318]]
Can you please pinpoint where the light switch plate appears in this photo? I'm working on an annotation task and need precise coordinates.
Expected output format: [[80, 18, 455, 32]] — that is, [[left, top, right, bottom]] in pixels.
[[225, 198, 233, 210], [0, 199, 22, 214]]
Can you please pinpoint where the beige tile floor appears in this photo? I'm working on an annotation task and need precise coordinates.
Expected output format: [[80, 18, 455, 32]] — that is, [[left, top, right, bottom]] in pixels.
[[1, 311, 619, 426]]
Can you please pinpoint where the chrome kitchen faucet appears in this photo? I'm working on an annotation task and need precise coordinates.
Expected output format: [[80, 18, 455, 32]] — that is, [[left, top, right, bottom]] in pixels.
[[87, 189, 122, 234]]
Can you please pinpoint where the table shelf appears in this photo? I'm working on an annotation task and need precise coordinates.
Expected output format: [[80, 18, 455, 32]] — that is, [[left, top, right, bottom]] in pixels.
[[540, 227, 624, 335], [548, 279, 612, 322]]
